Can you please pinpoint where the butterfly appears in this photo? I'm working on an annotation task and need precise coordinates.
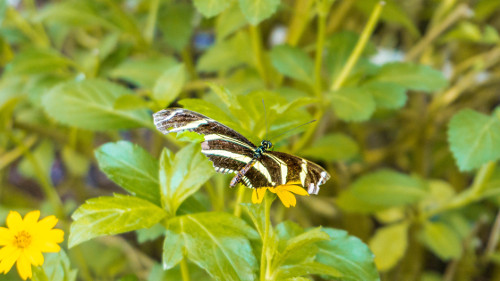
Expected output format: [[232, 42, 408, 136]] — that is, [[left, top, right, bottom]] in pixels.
[[153, 108, 330, 195]]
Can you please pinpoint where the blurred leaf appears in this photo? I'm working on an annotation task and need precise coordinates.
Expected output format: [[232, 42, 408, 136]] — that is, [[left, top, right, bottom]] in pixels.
[[362, 81, 407, 109], [153, 64, 186, 107], [0, 0, 6, 26], [239, 0, 280, 25], [158, 3, 194, 51], [95, 141, 160, 205], [475, 0, 500, 20], [216, 3, 247, 39], [18, 139, 54, 182], [336, 189, 390, 214], [419, 180, 456, 211], [43, 79, 152, 130], [354, 0, 419, 37], [369, 222, 409, 271], [348, 169, 427, 208], [275, 262, 343, 280], [301, 133, 359, 161], [148, 262, 211, 281], [270, 45, 314, 84], [194, 0, 232, 18], [159, 144, 215, 216], [61, 146, 89, 177], [137, 224, 165, 243], [113, 94, 149, 110], [316, 228, 380, 281], [371, 62, 448, 92], [197, 31, 251, 72], [442, 21, 482, 43], [109, 57, 178, 88], [5, 48, 74, 76], [448, 109, 500, 171], [164, 212, 258, 280], [274, 227, 330, 268], [420, 221, 462, 260], [330, 87, 375, 122], [69, 194, 167, 248], [41, 250, 78, 281]]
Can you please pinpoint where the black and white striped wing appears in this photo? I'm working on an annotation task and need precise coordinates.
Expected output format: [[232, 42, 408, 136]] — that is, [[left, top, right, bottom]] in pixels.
[[153, 108, 256, 178]]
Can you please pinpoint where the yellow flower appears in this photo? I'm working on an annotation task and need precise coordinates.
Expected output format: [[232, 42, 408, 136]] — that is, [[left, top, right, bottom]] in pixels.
[[252, 181, 309, 208], [0, 210, 64, 280]]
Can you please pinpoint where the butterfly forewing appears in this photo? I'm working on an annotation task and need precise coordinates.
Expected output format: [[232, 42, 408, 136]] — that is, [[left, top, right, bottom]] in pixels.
[[153, 108, 330, 194]]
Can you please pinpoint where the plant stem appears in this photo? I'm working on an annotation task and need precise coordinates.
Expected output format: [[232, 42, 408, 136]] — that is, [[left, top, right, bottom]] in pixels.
[[180, 256, 190, 281], [233, 185, 246, 217], [314, 2, 327, 98], [260, 194, 271, 281], [0, 135, 37, 171], [330, 1, 385, 91], [326, 0, 355, 34], [145, 0, 160, 45], [287, 0, 314, 46], [249, 25, 268, 86]]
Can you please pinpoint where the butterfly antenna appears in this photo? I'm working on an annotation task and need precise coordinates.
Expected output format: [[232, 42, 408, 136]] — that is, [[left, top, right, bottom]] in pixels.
[[268, 119, 316, 141], [262, 99, 269, 139]]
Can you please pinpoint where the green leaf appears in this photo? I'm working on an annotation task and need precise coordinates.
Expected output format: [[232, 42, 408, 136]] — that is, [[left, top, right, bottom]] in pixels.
[[95, 141, 160, 205], [153, 64, 186, 107], [371, 62, 448, 92], [158, 3, 195, 51], [137, 224, 165, 243], [42, 79, 152, 130], [194, 0, 233, 18], [164, 212, 258, 280], [348, 169, 427, 208], [316, 228, 380, 281], [69, 194, 167, 248], [420, 221, 462, 260], [241, 203, 266, 238], [18, 139, 54, 182], [270, 45, 314, 84], [0, 0, 6, 26], [475, 0, 500, 20], [41, 250, 78, 281], [113, 94, 150, 110], [362, 81, 407, 109], [162, 228, 184, 269], [336, 189, 390, 214], [301, 133, 359, 161], [448, 109, 500, 171], [238, 0, 280, 25], [216, 3, 247, 39], [36, 1, 116, 29], [330, 87, 375, 122], [275, 262, 342, 280], [5, 48, 74, 76], [109, 57, 178, 88], [159, 144, 215, 216], [369, 222, 409, 271]]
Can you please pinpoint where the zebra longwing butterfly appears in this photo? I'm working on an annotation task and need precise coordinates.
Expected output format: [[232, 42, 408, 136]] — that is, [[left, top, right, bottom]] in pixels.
[[153, 108, 330, 195]]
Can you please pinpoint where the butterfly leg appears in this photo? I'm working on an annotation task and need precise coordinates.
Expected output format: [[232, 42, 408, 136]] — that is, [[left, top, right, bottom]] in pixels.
[[230, 159, 256, 188]]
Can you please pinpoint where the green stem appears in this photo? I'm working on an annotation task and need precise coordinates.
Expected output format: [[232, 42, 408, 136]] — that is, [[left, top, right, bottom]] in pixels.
[[286, 0, 314, 46], [180, 256, 190, 281], [145, 0, 160, 45], [314, 2, 327, 98], [249, 25, 268, 86], [233, 185, 246, 217], [0, 135, 37, 171], [260, 194, 271, 281], [330, 1, 385, 91]]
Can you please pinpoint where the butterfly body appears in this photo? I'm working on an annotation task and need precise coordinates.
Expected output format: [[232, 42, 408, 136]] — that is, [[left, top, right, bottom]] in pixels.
[[153, 108, 330, 195]]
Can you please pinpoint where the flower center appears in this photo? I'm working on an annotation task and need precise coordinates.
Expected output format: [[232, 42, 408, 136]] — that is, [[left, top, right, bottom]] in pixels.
[[14, 230, 32, 249]]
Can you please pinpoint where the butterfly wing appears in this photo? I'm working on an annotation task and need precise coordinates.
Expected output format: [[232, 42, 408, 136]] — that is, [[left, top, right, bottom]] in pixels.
[[153, 108, 256, 179]]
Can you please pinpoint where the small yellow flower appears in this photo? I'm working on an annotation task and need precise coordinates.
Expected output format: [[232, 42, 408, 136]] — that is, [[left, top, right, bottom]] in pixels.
[[252, 181, 309, 208], [0, 210, 64, 280]]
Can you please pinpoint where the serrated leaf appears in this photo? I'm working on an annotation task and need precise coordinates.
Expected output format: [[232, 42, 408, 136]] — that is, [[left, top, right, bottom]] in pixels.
[[348, 169, 427, 208], [95, 141, 160, 205], [69, 194, 167, 248], [270, 45, 314, 84], [448, 109, 500, 171], [371, 62, 448, 92], [153, 64, 186, 107], [194, 0, 232, 18], [369, 222, 409, 271], [238, 0, 280, 25], [109, 57, 178, 88], [301, 133, 359, 161], [164, 212, 258, 280], [420, 221, 462, 260], [362, 81, 407, 109], [330, 87, 375, 122], [316, 228, 380, 281], [42, 79, 152, 130], [159, 144, 215, 216], [158, 3, 195, 51]]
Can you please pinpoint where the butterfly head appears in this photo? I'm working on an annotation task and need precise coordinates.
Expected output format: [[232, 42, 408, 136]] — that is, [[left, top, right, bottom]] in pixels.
[[261, 140, 273, 151]]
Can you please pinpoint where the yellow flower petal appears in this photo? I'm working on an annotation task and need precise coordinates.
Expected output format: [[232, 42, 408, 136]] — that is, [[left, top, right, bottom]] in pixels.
[[16, 253, 32, 280], [24, 247, 44, 266], [36, 215, 58, 231], [281, 184, 309, 196], [0, 245, 17, 261], [276, 189, 296, 208], [38, 241, 61, 253], [23, 211, 40, 226], [6, 211, 23, 232], [0, 227, 13, 246], [47, 229, 64, 244], [0, 247, 20, 274], [252, 188, 267, 204]]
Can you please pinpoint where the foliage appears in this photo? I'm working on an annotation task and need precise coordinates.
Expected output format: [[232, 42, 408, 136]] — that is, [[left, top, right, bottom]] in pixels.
[[1, 0, 500, 280]]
